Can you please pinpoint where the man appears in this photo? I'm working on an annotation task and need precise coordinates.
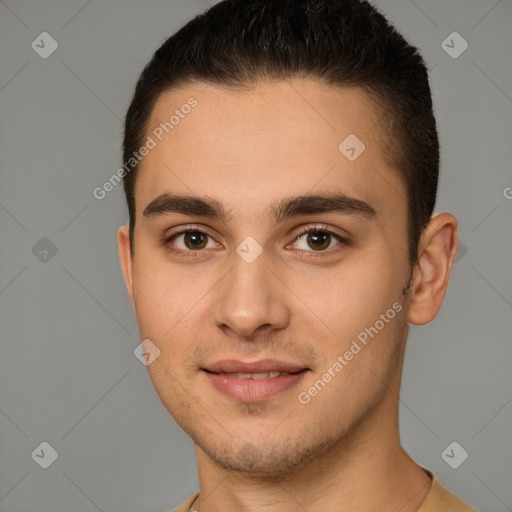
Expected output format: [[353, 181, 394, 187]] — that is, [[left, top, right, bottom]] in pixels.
[[117, 0, 478, 510]]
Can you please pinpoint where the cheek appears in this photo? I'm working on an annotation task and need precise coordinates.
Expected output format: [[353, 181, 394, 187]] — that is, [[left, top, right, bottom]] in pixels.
[[299, 304, 405, 423], [308, 258, 399, 341], [132, 251, 204, 336], [301, 253, 406, 399], [131, 251, 213, 379], [145, 356, 196, 426]]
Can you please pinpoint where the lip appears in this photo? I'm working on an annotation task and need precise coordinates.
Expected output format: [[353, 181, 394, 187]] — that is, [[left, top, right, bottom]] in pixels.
[[204, 359, 307, 374], [202, 359, 309, 402]]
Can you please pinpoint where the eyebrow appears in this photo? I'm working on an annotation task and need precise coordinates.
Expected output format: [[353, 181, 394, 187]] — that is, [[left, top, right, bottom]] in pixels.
[[142, 192, 377, 225]]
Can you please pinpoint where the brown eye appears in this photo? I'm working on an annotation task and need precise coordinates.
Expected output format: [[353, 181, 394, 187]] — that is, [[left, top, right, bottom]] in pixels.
[[306, 231, 331, 251], [183, 231, 208, 250], [164, 229, 217, 255], [292, 228, 345, 253]]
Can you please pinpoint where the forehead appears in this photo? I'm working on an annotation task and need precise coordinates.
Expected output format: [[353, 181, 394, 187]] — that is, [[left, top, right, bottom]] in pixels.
[[135, 80, 404, 222]]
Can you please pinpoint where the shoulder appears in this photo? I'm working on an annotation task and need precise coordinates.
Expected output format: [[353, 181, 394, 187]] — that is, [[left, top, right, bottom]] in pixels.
[[169, 492, 199, 512], [419, 469, 479, 512], [168, 475, 479, 512]]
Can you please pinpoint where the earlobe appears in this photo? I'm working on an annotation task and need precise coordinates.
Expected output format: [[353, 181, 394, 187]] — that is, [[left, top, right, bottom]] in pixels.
[[117, 225, 135, 307], [407, 213, 458, 325]]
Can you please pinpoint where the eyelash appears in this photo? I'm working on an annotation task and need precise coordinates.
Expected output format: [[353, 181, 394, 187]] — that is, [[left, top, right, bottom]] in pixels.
[[162, 224, 349, 259]]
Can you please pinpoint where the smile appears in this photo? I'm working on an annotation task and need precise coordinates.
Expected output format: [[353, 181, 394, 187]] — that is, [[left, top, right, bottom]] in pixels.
[[218, 371, 292, 379], [202, 361, 309, 402]]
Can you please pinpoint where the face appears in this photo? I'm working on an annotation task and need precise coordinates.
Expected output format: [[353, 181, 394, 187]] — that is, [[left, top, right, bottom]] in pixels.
[[119, 80, 414, 475]]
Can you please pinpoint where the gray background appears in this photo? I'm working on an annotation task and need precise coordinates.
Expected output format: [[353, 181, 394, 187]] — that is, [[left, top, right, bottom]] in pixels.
[[0, 0, 511, 511]]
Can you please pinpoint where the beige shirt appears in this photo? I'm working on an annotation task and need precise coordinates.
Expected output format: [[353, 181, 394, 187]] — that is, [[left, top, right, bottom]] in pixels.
[[171, 469, 478, 512]]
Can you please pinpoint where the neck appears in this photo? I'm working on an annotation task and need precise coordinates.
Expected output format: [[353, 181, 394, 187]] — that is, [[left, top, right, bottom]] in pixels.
[[193, 353, 432, 512]]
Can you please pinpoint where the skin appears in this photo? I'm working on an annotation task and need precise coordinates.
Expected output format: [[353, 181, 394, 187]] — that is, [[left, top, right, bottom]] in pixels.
[[118, 80, 458, 511]]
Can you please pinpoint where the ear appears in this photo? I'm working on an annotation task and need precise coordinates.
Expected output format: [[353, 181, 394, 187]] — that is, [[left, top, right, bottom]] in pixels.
[[407, 213, 458, 325], [117, 225, 135, 309]]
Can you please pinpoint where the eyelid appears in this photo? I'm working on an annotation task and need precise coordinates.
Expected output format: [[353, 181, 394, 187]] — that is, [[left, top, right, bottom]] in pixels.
[[291, 223, 349, 242], [287, 224, 349, 256], [163, 223, 350, 257], [162, 224, 221, 257], [163, 223, 213, 240]]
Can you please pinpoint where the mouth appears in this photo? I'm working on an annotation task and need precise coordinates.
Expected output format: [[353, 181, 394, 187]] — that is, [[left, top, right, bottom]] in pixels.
[[210, 371, 296, 379], [202, 359, 310, 402]]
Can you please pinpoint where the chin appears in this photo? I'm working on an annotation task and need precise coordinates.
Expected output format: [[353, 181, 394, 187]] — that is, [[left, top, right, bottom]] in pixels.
[[194, 429, 340, 478]]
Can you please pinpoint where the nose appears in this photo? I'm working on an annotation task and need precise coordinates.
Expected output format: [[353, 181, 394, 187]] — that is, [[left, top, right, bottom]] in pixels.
[[212, 247, 290, 339]]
